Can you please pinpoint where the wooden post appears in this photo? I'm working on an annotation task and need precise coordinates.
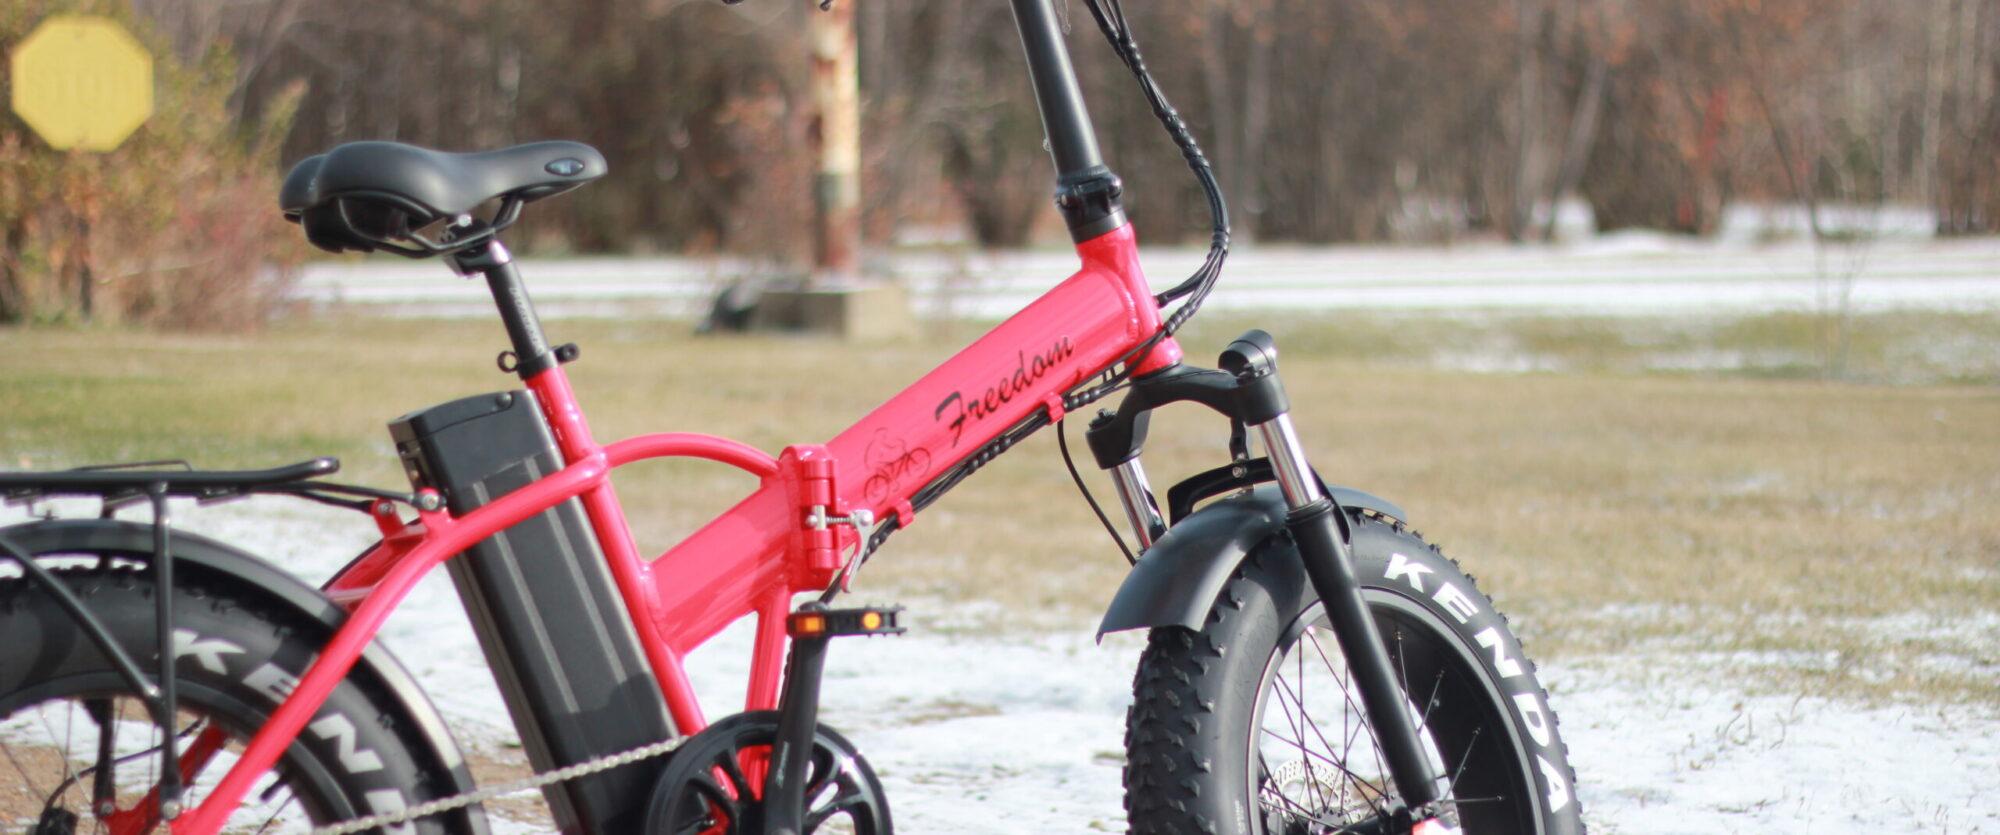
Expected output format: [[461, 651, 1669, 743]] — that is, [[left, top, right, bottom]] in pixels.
[[754, 2, 910, 339], [810, 1, 862, 285]]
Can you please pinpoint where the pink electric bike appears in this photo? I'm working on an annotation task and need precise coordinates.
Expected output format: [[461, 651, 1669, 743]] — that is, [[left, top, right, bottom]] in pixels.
[[0, 0, 1581, 833]]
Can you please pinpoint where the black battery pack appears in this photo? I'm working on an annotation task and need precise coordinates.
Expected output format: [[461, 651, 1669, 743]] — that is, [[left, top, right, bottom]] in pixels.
[[389, 390, 675, 834]]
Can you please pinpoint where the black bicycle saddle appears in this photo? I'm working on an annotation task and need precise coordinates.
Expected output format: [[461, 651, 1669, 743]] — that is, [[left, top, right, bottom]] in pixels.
[[281, 140, 605, 255]]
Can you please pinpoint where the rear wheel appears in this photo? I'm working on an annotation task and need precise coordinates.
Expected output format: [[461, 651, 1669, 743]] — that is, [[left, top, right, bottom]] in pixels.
[[0, 564, 459, 834], [1124, 514, 1583, 834]]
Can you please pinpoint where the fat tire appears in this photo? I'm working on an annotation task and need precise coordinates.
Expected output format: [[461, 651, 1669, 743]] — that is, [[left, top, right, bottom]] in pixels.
[[1123, 512, 1583, 834], [0, 563, 469, 833]]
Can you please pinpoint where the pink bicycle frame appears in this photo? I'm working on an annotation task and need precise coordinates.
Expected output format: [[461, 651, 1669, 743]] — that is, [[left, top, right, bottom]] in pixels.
[[173, 223, 1182, 834]]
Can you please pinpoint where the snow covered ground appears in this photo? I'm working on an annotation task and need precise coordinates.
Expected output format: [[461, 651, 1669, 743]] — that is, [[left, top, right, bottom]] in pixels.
[[7, 496, 1995, 833], [291, 233, 2000, 321]]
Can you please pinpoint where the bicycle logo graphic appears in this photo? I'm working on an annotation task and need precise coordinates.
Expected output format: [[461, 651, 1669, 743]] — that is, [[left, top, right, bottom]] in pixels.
[[862, 428, 931, 502]]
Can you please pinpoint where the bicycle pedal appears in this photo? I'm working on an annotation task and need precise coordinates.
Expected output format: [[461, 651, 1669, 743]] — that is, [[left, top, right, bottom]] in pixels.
[[788, 606, 906, 638]]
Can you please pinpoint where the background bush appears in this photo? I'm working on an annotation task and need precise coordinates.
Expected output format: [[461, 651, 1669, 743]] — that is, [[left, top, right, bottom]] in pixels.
[[0, 0, 300, 330]]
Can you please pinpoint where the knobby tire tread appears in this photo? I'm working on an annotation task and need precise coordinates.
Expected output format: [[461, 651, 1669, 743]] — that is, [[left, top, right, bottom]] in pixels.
[[0, 563, 469, 834], [1122, 513, 1584, 835]]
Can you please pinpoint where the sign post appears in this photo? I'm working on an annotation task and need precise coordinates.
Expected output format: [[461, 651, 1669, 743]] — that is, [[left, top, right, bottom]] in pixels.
[[10, 15, 154, 319]]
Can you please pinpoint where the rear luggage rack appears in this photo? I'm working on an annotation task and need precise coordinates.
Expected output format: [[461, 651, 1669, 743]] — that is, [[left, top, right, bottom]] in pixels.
[[0, 456, 415, 822]]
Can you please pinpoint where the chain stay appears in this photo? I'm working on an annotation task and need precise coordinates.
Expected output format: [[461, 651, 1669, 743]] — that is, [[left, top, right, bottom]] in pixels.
[[305, 736, 684, 835]]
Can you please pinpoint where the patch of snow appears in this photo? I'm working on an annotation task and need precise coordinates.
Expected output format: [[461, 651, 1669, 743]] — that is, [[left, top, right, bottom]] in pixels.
[[1716, 203, 1941, 246], [1550, 664, 2000, 833], [292, 234, 2000, 321], [1572, 229, 1698, 257]]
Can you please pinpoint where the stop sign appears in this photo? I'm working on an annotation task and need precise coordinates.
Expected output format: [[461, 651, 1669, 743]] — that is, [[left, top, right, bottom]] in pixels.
[[10, 15, 154, 152]]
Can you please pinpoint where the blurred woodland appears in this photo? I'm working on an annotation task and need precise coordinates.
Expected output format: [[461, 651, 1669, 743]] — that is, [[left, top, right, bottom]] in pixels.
[[4, 0, 2000, 326]]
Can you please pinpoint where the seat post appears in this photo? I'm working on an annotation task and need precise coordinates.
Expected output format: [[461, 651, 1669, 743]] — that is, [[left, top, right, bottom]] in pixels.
[[451, 239, 558, 380]]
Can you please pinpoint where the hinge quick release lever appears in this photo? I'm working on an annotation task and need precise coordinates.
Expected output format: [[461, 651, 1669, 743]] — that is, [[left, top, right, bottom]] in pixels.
[[807, 506, 875, 593], [805, 506, 873, 532]]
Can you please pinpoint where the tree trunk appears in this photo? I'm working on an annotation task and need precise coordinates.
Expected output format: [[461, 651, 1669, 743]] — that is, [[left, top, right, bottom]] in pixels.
[[1542, 54, 1606, 241], [1509, 0, 1546, 241], [1921, 0, 1953, 223], [1239, 0, 1274, 237]]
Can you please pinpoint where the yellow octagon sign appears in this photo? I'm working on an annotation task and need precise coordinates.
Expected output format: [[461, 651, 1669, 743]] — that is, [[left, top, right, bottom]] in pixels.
[[11, 15, 154, 152]]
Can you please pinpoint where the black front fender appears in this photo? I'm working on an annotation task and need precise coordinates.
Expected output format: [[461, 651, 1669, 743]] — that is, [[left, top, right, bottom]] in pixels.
[[1097, 484, 1404, 638], [0, 518, 488, 834]]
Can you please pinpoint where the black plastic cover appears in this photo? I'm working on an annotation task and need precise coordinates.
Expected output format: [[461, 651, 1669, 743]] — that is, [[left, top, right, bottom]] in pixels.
[[1098, 483, 1409, 638], [389, 390, 674, 835]]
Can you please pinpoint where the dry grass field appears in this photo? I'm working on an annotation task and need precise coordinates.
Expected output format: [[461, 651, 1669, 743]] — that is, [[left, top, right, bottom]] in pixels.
[[3, 310, 1995, 710]]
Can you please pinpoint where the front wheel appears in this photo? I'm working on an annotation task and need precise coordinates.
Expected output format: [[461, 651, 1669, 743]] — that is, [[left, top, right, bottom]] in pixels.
[[1124, 513, 1583, 834]]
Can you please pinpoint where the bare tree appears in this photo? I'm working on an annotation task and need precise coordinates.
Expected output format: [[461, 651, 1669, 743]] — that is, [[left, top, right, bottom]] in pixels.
[[103, 0, 2000, 252]]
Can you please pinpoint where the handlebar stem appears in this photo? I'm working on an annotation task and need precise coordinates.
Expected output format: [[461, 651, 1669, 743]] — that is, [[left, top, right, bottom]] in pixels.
[[1010, 0, 1127, 241]]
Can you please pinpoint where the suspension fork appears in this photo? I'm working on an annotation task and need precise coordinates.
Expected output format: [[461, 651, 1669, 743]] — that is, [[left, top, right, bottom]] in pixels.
[[1106, 454, 1165, 550], [1086, 330, 1452, 823], [1251, 416, 1454, 822]]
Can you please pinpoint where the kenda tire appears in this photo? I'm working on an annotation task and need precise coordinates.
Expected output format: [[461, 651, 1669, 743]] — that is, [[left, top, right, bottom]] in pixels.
[[1123, 513, 1583, 834], [0, 564, 467, 833]]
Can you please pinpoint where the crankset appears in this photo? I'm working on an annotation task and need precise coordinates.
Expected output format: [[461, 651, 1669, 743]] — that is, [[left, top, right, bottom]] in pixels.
[[642, 710, 890, 835]]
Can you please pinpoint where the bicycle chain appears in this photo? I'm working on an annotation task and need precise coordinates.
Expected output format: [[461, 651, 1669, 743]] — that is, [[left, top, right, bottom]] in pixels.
[[306, 735, 685, 835]]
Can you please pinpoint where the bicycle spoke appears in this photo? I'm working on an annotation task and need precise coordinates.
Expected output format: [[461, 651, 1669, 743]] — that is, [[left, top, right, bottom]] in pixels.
[[1446, 725, 1485, 801], [1268, 660, 1332, 814], [251, 793, 303, 835], [1288, 639, 1327, 812], [2, 730, 50, 810], [1264, 678, 1394, 823], [1260, 727, 1387, 790], [1256, 783, 1383, 835], [1266, 665, 1329, 818], [1257, 783, 1335, 824], [1321, 639, 1378, 780], [1305, 626, 1376, 756], [1300, 626, 1392, 818], [50, 703, 81, 804], [1289, 635, 1354, 782], [1388, 626, 1412, 774]]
